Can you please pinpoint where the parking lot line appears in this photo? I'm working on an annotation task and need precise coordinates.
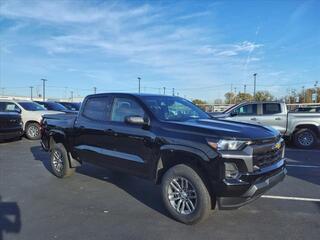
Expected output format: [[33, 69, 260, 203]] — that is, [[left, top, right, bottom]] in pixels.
[[261, 195, 320, 202], [287, 164, 320, 168]]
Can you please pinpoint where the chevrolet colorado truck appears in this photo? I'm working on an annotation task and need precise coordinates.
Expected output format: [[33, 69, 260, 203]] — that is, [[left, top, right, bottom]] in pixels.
[[41, 93, 286, 224], [211, 102, 320, 149]]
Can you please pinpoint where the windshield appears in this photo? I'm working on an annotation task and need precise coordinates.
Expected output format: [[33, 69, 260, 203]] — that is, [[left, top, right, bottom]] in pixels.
[[60, 102, 80, 111], [18, 102, 46, 111], [141, 96, 210, 122], [44, 102, 67, 111]]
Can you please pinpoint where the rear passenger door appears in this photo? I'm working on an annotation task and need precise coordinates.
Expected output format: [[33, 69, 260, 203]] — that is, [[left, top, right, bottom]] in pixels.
[[259, 103, 287, 134], [227, 103, 260, 125], [73, 96, 114, 168]]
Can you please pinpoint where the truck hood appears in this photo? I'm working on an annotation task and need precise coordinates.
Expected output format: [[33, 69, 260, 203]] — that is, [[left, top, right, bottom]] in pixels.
[[169, 118, 279, 140], [33, 110, 64, 116]]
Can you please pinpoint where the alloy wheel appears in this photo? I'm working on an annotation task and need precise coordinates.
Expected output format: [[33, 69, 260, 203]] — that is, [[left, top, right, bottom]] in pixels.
[[167, 177, 197, 215], [52, 150, 64, 173]]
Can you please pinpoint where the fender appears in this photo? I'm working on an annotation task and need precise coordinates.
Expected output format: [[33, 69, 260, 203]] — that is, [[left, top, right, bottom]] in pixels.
[[49, 129, 81, 168], [160, 144, 214, 162]]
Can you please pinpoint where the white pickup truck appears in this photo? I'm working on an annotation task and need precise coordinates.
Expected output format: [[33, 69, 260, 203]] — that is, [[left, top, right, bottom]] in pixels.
[[212, 101, 320, 149], [0, 99, 63, 140]]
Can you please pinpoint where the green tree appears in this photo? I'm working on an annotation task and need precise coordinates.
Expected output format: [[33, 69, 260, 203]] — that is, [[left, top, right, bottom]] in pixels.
[[255, 91, 274, 101], [224, 92, 235, 104], [236, 93, 253, 102], [192, 99, 207, 105]]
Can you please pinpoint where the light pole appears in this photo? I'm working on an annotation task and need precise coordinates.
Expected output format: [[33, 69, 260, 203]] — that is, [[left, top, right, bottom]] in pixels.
[[93, 87, 97, 94], [70, 91, 74, 102], [30, 86, 33, 100], [172, 88, 175, 96], [163, 87, 166, 95], [302, 86, 305, 103], [253, 73, 257, 99], [41, 79, 47, 101], [138, 77, 141, 94], [244, 84, 247, 94], [314, 81, 318, 103]]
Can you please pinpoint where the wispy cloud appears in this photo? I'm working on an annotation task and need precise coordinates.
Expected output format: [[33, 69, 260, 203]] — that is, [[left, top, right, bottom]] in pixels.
[[4, 0, 303, 100]]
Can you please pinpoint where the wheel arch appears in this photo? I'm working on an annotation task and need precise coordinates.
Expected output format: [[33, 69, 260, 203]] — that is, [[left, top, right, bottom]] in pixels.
[[155, 145, 217, 209], [155, 145, 213, 186], [293, 124, 320, 138], [49, 130, 81, 168]]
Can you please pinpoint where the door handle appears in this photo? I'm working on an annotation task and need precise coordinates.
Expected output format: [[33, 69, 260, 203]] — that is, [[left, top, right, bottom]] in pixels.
[[250, 118, 257, 121], [104, 129, 118, 136], [79, 125, 85, 129], [275, 117, 281, 120]]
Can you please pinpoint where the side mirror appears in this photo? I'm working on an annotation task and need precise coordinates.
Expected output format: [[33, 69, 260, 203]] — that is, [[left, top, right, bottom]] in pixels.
[[15, 108, 22, 114], [125, 115, 149, 126], [230, 111, 237, 117]]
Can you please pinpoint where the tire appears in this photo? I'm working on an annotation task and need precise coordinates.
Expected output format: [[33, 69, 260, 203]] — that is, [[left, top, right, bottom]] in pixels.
[[161, 164, 211, 224], [293, 128, 317, 149], [50, 143, 75, 178], [25, 122, 41, 140]]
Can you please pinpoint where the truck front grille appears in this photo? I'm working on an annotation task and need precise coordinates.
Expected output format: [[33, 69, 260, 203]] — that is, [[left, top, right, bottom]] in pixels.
[[252, 139, 284, 170]]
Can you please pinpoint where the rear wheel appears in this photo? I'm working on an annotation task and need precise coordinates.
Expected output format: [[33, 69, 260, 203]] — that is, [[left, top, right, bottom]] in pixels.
[[25, 122, 41, 140], [161, 164, 211, 224], [50, 143, 75, 178], [293, 128, 317, 149]]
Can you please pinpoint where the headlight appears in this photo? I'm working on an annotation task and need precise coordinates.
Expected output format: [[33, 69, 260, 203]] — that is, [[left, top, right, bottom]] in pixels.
[[207, 139, 247, 151]]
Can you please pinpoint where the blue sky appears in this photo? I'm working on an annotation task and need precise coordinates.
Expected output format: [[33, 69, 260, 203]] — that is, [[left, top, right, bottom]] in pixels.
[[0, 0, 319, 101]]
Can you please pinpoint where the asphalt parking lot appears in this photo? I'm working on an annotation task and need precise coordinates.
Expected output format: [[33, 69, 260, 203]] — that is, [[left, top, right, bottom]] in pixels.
[[0, 139, 319, 240]]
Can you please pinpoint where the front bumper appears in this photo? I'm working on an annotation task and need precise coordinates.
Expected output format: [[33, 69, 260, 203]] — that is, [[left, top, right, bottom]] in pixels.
[[218, 159, 286, 209]]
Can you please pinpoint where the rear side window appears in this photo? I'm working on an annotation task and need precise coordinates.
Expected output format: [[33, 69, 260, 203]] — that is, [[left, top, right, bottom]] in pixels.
[[82, 97, 112, 121], [234, 104, 257, 115], [263, 103, 281, 114]]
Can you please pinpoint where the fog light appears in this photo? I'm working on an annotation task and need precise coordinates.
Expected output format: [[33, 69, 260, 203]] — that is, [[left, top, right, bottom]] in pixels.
[[225, 162, 239, 179]]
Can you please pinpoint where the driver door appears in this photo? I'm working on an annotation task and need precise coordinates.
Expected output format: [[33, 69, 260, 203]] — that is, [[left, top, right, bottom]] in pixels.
[[227, 103, 260, 125]]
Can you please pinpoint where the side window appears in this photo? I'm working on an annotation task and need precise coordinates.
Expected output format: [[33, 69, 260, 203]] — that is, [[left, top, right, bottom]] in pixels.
[[234, 104, 257, 116], [0, 102, 20, 112], [82, 97, 112, 121], [263, 103, 281, 114], [111, 97, 145, 122]]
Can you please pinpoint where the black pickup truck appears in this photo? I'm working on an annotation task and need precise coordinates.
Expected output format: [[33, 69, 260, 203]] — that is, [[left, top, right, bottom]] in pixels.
[[0, 112, 23, 141], [41, 93, 286, 224]]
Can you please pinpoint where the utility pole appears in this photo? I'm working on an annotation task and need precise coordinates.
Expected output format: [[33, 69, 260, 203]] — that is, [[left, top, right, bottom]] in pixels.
[[41, 78, 47, 101], [244, 84, 247, 94], [302, 86, 305, 103], [163, 87, 166, 95], [70, 91, 74, 102], [30, 86, 33, 100], [138, 77, 141, 94], [93, 87, 97, 94], [314, 81, 318, 103], [253, 73, 257, 100], [172, 88, 175, 96]]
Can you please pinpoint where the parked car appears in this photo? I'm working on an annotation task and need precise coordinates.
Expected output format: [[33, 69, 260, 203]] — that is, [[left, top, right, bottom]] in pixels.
[[211, 101, 320, 149], [0, 111, 23, 141], [41, 93, 286, 224], [0, 99, 64, 140], [57, 102, 81, 111], [34, 101, 77, 114]]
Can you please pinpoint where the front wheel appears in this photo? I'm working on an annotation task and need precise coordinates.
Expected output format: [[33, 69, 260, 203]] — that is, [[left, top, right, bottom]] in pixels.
[[293, 128, 317, 149], [25, 122, 41, 140], [50, 143, 75, 178], [161, 164, 212, 224]]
